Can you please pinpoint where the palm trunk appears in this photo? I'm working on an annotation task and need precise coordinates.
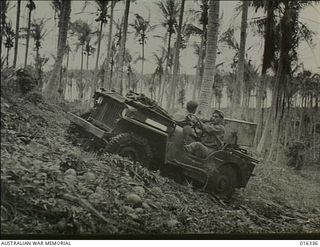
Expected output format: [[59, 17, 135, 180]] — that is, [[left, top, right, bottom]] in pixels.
[[192, 42, 202, 101], [65, 47, 70, 99], [262, 0, 292, 158], [160, 32, 172, 106], [80, 44, 84, 96], [140, 41, 145, 93], [166, 0, 185, 111], [198, 0, 220, 117], [86, 54, 89, 82], [13, 0, 21, 68], [93, 20, 104, 91], [104, 1, 115, 90], [117, 0, 130, 95], [254, 0, 275, 148], [197, 22, 207, 100], [157, 74, 162, 103], [6, 47, 10, 67], [24, 6, 32, 68], [44, 0, 71, 100], [110, 60, 114, 83], [35, 47, 40, 85], [313, 115, 316, 161], [232, 0, 248, 119]]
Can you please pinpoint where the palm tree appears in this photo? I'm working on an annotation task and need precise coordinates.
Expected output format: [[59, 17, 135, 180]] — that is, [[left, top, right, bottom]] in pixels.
[[93, 0, 109, 91], [156, 0, 180, 106], [3, 22, 15, 67], [198, 0, 220, 117], [13, 0, 21, 68], [30, 19, 47, 88], [152, 48, 166, 102], [130, 13, 153, 93], [50, 0, 63, 50], [24, 0, 36, 68], [103, 0, 116, 89], [187, 0, 208, 101], [84, 41, 95, 78], [232, 0, 248, 119], [44, 0, 71, 100], [166, 0, 186, 110], [1, 0, 10, 63], [103, 1, 117, 89], [251, 0, 279, 147], [255, 1, 315, 159], [70, 20, 95, 98], [116, 0, 131, 94], [59, 42, 71, 98], [107, 38, 118, 88], [64, 42, 71, 81]]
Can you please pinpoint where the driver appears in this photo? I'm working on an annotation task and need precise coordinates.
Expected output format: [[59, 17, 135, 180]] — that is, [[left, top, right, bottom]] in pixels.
[[184, 110, 225, 159]]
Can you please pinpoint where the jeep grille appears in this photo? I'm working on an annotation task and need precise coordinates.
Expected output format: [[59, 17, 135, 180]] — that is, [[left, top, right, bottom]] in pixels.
[[91, 100, 124, 131]]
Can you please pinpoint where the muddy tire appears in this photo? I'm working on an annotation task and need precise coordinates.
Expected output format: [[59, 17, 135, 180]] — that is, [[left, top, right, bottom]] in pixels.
[[207, 164, 238, 198], [105, 133, 153, 167]]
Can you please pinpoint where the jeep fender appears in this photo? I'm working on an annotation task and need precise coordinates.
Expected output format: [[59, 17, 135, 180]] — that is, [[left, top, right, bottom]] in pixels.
[[112, 118, 168, 165], [206, 150, 249, 187]]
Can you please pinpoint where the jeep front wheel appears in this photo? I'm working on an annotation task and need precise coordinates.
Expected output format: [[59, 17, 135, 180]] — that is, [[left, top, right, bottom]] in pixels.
[[207, 164, 238, 198], [105, 133, 153, 167]]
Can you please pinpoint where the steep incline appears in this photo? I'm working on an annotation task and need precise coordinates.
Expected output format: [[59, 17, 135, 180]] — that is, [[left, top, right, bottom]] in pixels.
[[1, 93, 319, 236]]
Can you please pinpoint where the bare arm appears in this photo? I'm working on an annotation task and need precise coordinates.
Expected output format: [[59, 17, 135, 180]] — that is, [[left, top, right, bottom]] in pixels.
[[201, 123, 225, 135]]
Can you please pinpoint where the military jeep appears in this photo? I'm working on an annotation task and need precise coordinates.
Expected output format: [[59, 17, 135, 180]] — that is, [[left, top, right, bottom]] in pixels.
[[67, 90, 259, 197]]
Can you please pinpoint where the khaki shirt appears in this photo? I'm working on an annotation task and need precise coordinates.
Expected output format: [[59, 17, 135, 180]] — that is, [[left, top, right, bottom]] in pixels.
[[201, 122, 225, 148]]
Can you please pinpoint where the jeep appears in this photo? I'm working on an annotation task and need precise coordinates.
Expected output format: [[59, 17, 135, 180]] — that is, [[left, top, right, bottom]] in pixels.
[[67, 90, 259, 197]]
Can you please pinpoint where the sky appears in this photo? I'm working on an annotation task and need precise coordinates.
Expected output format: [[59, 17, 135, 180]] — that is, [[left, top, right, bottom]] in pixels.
[[4, 0, 320, 75]]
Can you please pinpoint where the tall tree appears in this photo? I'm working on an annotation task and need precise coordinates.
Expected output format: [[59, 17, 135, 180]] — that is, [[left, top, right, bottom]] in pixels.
[[3, 22, 15, 67], [93, 0, 109, 91], [198, 0, 220, 117], [187, 0, 209, 101], [251, 0, 279, 147], [24, 0, 36, 68], [152, 48, 166, 102], [1, 0, 9, 64], [43, 0, 71, 100], [59, 42, 71, 97], [130, 13, 153, 93], [13, 0, 21, 68], [232, 0, 248, 119], [116, 0, 131, 94], [157, 0, 180, 106], [103, 0, 116, 89], [70, 20, 94, 98], [30, 19, 47, 88], [257, 1, 314, 158], [84, 40, 95, 81], [166, 0, 185, 110]]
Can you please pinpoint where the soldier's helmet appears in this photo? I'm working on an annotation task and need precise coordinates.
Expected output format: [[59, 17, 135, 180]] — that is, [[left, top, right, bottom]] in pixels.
[[213, 110, 224, 119]]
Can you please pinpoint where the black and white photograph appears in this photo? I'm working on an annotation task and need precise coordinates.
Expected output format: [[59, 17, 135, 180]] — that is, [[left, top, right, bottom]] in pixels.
[[1, 0, 320, 240]]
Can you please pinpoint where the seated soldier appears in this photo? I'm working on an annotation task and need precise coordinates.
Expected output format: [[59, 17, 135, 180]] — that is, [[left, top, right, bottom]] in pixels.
[[184, 110, 225, 159], [286, 140, 305, 170], [173, 101, 199, 145]]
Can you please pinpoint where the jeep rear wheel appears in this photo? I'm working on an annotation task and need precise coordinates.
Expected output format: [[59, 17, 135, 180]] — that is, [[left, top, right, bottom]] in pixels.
[[207, 164, 238, 198], [105, 133, 153, 167]]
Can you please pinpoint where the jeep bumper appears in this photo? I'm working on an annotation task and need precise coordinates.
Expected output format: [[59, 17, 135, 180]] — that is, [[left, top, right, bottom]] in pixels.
[[67, 112, 108, 139]]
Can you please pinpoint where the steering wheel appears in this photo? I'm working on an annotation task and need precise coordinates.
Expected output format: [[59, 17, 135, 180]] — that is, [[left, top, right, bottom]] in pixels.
[[186, 114, 203, 139]]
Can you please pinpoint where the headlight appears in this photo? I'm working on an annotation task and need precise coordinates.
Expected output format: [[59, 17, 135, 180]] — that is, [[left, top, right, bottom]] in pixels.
[[121, 108, 128, 117]]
